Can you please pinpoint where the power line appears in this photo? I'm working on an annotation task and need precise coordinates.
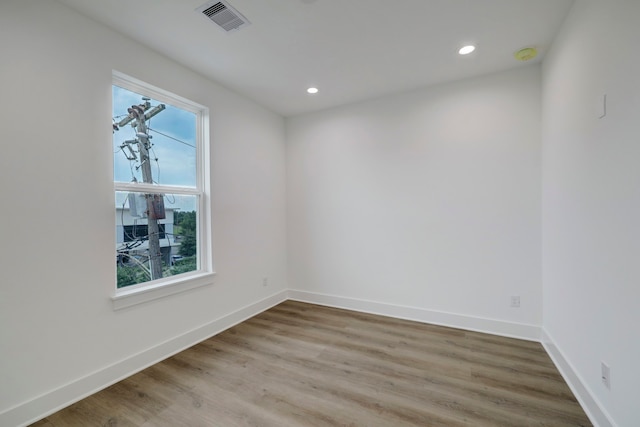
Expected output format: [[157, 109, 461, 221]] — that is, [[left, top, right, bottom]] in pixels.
[[148, 127, 196, 148]]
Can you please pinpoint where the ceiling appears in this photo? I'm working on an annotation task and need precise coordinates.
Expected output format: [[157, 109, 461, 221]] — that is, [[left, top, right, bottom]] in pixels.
[[56, 0, 574, 117]]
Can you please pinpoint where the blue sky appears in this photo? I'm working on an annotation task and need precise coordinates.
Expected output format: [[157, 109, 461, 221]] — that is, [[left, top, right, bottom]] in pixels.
[[113, 85, 198, 212]]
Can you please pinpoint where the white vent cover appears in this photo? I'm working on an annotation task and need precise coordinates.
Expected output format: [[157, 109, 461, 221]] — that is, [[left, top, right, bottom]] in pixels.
[[196, 1, 250, 33]]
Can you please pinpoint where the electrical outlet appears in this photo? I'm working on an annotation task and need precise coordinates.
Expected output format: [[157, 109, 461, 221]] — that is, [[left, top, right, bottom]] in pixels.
[[510, 296, 520, 308], [601, 362, 611, 389], [262, 277, 268, 287]]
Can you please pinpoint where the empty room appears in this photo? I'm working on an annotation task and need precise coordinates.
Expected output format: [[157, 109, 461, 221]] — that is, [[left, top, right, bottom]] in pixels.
[[0, 0, 638, 426]]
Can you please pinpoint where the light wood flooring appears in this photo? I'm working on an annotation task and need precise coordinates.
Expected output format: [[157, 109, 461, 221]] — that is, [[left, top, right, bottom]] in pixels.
[[32, 300, 592, 426]]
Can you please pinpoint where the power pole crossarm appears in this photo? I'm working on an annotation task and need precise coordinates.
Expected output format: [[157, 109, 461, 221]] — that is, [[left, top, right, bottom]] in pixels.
[[115, 103, 165, 129]]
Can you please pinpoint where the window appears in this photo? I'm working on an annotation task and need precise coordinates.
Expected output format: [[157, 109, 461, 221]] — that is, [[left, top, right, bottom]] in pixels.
[[112, 71, 211, 306]]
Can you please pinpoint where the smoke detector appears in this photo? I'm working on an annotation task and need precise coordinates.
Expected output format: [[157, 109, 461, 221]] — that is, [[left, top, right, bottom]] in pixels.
[[196, 1, 251, 33], [514, 47, 538, 62]]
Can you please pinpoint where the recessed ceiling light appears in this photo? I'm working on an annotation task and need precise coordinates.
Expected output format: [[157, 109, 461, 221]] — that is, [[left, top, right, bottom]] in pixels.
[[307, 87, 319, 94], [458, 45, 476, 55]]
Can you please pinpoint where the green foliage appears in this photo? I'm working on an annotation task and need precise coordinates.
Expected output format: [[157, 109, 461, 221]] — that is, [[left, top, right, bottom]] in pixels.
[[175, 210, 196, 230], [117, 266, 149, 288], [179, 232, 197, 257], [169, 256, 197, 276], [175, 210, 197, 257]]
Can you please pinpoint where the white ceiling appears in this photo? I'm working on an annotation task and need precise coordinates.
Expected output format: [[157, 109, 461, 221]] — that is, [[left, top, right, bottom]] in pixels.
[[56, 0, 574, 117]]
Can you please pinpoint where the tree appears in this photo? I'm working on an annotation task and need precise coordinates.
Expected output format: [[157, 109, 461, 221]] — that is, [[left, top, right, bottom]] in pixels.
[[179, 232, 196, 257], [175, 210, 197, 257]]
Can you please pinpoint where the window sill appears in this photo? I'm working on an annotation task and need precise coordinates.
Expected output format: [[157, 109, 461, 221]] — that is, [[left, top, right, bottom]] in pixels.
[[112, 271, 216, 310]]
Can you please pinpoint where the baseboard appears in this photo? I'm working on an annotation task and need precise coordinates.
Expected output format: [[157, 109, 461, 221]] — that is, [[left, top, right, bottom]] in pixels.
[[541, 329, 616, 427], [1, 290, 289, 427], [10, 289, 613, 427], [288, 290, 540, 341]]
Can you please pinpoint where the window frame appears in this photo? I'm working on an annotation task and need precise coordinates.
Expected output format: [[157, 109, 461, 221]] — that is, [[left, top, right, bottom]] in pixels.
[[111, 71, 214, 310]]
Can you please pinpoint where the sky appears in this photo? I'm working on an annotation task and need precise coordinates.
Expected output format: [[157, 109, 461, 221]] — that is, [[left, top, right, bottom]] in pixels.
[[113, 85, 198, 212]]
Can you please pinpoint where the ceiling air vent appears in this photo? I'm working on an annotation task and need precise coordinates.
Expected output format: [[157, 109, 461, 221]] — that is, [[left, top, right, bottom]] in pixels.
[[196, 1, 251, 33]]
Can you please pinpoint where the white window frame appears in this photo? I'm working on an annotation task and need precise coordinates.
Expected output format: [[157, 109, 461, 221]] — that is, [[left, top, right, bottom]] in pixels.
[[111, 71, 214, 310]]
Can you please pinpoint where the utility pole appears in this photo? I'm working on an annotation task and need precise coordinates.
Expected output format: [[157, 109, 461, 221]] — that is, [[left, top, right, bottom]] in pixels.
[[116, 100, 166, 281]]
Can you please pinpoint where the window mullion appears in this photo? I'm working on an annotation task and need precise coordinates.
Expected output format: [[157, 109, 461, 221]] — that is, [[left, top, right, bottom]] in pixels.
[[114, 182, 200, 196]]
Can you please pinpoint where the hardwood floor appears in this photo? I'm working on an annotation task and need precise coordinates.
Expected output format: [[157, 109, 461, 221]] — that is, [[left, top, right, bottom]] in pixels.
[[32, 301, 592, 426]]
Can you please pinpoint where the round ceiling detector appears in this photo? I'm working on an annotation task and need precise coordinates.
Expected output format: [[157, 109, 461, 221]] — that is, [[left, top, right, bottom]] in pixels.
[[514, 47, 538, 62]]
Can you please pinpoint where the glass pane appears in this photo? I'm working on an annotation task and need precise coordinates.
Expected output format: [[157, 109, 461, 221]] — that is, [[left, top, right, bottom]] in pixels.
[[116, 191, 199, 288], [113, 85, 197, 187]]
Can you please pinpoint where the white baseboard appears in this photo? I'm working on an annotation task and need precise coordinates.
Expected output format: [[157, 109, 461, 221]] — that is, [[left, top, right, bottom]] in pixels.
[[8, 290, 614, 427], [288, 290, 541, 341], [1, 290, 289, 427], [541, 329, 616, 427]]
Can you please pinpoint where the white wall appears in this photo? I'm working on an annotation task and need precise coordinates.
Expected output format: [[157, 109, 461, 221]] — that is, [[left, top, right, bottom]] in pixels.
[[0, 0, 287, 424], [541, 1, 640, 426], [287, 66, 542, 336]]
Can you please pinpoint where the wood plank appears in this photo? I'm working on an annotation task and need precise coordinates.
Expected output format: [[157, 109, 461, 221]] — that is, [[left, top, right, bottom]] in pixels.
[[31, 301, 592, 426]]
